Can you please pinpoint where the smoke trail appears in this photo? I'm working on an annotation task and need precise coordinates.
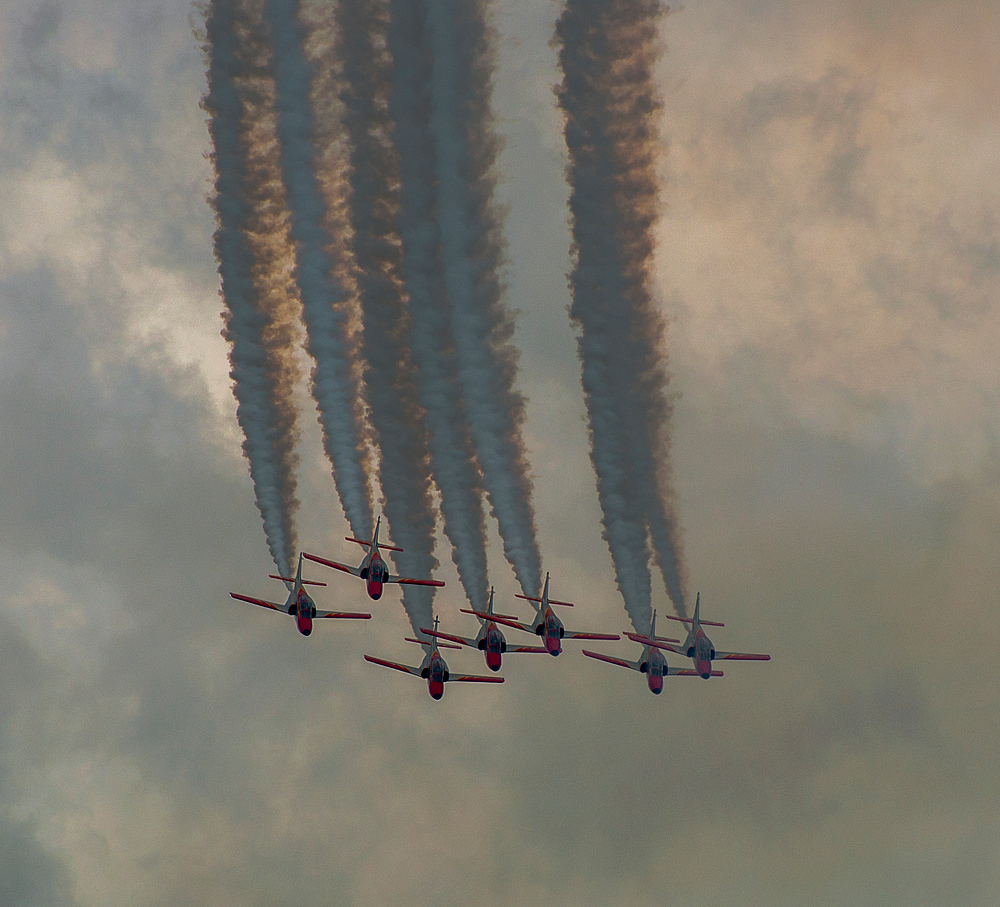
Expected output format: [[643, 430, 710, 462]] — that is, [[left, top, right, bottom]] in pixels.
[[325, 0, 439, 634], [555, 0, 687, 629], [387, 0, 491, 610], [203, 0, 302, 577], [424, 0, 543, 598], [262, 0, 375, 542]]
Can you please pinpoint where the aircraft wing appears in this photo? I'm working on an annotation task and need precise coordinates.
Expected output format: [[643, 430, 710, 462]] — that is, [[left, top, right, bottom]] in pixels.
[[508, 644, 548, 654], [387, 575, 446, 588], [563, 630, 621, 641], [644, 639, 684, 655], [448, 674, 505, 684], [419, 627, 476, 648], [364, 654, 422, 677], [582, 649, 640, 672], [714, 651, 770, 661], [624, 631, 680, 645], [231, 592, 287, 614], [669, 667, 724, 677], [461, 609, 532, 634], [302, 552, 361, 577], [315, 610, 372, 620]]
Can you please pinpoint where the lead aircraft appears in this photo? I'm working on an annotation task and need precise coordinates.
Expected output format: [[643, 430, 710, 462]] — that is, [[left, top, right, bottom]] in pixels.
[[421, 587, 547, 672], [230, 553, 372, 636], [364, 617, 505, 700], [638, 593, 770, 679], [583, 609, 722, 693], [304, 516, 445, 601], [464, 573, 619, 656]]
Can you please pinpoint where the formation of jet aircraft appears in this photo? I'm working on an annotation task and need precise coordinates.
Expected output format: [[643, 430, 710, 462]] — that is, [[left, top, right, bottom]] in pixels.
[[230, 520, 768, 696]]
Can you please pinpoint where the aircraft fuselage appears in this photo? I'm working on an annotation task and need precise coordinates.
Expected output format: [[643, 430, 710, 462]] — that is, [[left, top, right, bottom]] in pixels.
[[534, 608, 564, 656], [289, 587, 315, 636], [482, 624, 506, 671]]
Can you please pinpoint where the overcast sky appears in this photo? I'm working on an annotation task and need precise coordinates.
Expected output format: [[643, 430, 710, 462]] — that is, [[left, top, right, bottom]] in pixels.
[[1, 0, 999, 904]]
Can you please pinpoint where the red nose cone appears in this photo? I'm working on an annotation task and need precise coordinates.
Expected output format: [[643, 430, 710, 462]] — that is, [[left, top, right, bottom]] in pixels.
[[696, 659, 712, 679], [367, 580, 383, 600], [486, 651, 502, 671], [545, 636, 561, 656], [648, 674, 663, 694], [429, 680, 444, 700], [298, 616, 313, 636]]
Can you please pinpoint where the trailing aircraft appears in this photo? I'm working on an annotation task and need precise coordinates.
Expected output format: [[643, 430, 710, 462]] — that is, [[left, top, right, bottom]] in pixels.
[[464, 573, 619, 656], [230, 553, 371, 636], [364, 617, 505, 699], [421, 587, 546, 672], [637, 593, 770, 679], [583, 609, 721, 693], [304, 516, 445, 601]]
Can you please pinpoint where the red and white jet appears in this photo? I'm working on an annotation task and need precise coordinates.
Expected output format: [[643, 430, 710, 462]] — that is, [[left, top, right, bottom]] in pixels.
[[583, 609, 722, 693], [421, 587, 547, 672], [364, 617, 505, 700], [641, 593, 770, 679], [464, 573, 619, 656], [230, 553, 372, 636], [303, 516, 445, 601]]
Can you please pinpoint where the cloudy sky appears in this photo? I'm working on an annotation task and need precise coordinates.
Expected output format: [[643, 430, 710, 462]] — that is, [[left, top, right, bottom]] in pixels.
[[2, 0, 999, 904]]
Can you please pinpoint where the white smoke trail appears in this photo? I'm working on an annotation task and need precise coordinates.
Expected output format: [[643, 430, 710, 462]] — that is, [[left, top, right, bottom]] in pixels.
[[327, 0, 439, 634], [386, 0, 491, 610], [424, 0, 543, 598], [203, 0, 301, 577], [555, 0, 687, 630], [262, 0, 375, 543]]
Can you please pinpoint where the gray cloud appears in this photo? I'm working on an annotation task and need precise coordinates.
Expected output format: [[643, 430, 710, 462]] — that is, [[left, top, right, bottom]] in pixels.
[[0, 0, 999, 904]]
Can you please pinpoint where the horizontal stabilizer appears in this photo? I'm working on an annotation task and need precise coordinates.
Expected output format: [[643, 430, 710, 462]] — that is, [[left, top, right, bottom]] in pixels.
[[269, 574, 326, 587], [516, 593, 574, 607], [624, 631, 680, 645], [663, 614, 724, 627], [346, 536, 403, 552], [406, 636, 461, 650]]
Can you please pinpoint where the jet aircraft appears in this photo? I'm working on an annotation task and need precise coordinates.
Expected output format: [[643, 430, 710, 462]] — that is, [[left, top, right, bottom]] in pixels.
[[364, 617, 505, 699], [638, 593, 770, 679], [421, 587, 546, 672], [304, 516, 445, 601], [583, 609, 722, 693], [231, 553, 371, 636], [464, 573, 619, 656]]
